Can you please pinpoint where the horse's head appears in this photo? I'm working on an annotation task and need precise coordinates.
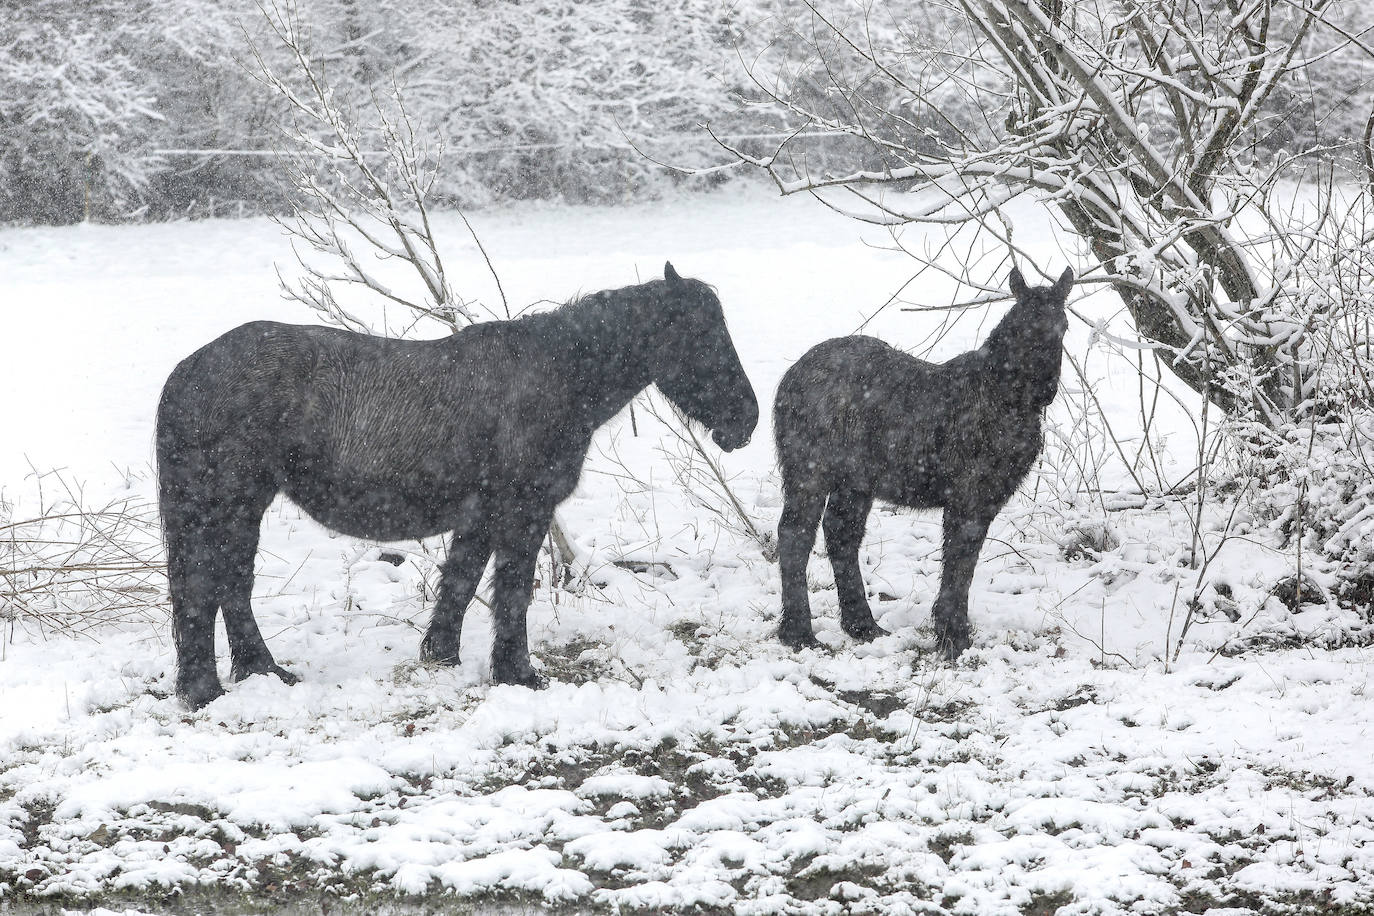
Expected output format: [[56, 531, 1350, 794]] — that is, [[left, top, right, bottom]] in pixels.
[[995, 266, 1075, 410], [1008, 266, 1074, 341], [652, 262, 759, 451]]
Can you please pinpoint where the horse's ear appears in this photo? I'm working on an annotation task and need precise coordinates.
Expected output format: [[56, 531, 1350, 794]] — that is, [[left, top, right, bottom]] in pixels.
[[665, 262, 683, 289], [1008, 267, 1027, 299], [1053, 267, 1074, 299]]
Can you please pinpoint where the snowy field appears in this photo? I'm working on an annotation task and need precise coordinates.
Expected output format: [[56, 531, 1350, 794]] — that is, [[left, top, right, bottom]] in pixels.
[[1, 187, 1372, 915]]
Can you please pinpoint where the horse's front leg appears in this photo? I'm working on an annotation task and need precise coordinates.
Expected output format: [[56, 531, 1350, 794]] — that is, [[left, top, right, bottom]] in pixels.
[[488, 500, 554, 689], [932, 505, 995, 661], [420, 501, 493, 667]]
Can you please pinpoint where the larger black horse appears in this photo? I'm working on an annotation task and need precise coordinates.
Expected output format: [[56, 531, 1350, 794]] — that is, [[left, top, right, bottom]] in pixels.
[[773, 267, 1073, 660], [158, 263, 758, 709]]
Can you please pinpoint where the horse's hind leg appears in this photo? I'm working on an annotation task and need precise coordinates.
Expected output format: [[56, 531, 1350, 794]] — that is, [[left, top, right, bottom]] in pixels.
[[420, 502, 493, 667], [823, 488, 887, 642], [777, 477, 826, 650], [219, 495, 297, 686], [932, 504, 995, 660], [167, 526, 228, 709], [487, 501, 550, 688]]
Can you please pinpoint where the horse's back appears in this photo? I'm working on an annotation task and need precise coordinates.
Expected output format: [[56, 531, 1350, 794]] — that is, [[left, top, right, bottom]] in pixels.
[[775, 335, 941, 439], [774, 336, 954, 500], [159, 320, 304, 436], [159, 320, 344, 451], [161, 319, 328, 391]]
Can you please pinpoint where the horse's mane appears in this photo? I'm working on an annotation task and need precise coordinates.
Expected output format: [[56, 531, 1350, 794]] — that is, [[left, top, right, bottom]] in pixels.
[[512, 278, 666, 348], [559, 278, 663, 319]]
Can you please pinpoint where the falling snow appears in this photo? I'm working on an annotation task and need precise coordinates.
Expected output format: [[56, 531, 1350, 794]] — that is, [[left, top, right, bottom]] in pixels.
[[2, 188, 1371, 914]]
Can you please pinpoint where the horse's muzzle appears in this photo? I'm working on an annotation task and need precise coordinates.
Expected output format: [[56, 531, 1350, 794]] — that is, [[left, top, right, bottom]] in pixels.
[[712, 427, 752, 451]]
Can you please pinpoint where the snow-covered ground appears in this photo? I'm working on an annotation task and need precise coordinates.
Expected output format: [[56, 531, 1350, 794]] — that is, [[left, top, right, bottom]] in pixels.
[[1, 187, 1371, 915]]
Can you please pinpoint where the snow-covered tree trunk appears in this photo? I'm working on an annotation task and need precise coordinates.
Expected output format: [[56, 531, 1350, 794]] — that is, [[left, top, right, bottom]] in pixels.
[[719, 0, 1373, 429]]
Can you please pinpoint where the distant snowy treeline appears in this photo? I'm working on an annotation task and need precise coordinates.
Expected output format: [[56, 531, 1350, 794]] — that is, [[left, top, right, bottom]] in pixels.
[[2, 0, 1369, 224]]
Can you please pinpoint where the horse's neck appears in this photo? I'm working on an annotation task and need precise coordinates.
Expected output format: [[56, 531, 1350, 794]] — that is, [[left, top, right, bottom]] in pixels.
[[979, 309, 1062, 410], [549, 293, 660, 425]]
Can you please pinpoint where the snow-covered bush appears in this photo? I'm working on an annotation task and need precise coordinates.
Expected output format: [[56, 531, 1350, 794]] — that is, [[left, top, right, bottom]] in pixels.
[[0, 0, 265, 222], [1248, 417, 1374, 567], [0, 2, 162, 222], [320, 0, 761, 205], [1236, 184, 1374, 576]]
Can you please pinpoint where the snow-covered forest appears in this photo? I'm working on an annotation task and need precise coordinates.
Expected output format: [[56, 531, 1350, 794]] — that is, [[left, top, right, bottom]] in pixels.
[[5, 1, 1374, 914], [3, 0, 768, 222], [4, 0, 1372, 223]]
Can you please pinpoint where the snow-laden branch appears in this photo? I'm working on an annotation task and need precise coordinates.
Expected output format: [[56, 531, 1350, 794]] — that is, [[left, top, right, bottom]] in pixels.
[[714, 0, 1374, 429]]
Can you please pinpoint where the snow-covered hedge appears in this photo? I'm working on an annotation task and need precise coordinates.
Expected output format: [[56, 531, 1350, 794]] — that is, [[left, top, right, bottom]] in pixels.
[[3, 0, 762, 222], [5, 0, 1369, 224]]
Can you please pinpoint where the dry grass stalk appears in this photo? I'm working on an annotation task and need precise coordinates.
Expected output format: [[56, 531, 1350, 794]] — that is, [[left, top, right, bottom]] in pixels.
[[1, 471, 166, 638], [639, 393, 775, 560]]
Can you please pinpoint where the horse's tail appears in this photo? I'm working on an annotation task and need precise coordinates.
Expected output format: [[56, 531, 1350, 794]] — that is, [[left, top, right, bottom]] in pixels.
[[155, 321, 295, 526], [771, 355, 814, 484], [154, 347, 215, 546]]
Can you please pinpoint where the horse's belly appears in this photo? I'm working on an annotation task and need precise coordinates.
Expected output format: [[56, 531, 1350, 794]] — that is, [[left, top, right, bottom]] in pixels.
[[875, 469, 947, 509], [284, 477, 458, 541]]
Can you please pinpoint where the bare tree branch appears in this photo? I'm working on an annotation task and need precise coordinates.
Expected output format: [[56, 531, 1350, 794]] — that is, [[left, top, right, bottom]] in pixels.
[[247, 0, 576, 569], [716, 0, 1372, 431]]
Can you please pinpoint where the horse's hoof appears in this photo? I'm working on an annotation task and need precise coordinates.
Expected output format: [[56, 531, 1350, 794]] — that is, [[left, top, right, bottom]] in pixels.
[[232, 658, 298, 686], [842, 620, 890, 643], [494, 668, 548, 690], [779, 627, 822, 651], [419, 635, 461, 667], [177, 676, 225, 711]]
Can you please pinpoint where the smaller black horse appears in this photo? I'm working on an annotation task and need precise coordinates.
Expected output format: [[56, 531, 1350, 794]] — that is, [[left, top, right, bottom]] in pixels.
[[773, 267, 1073, 658], [157, 263, 758, 709]]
